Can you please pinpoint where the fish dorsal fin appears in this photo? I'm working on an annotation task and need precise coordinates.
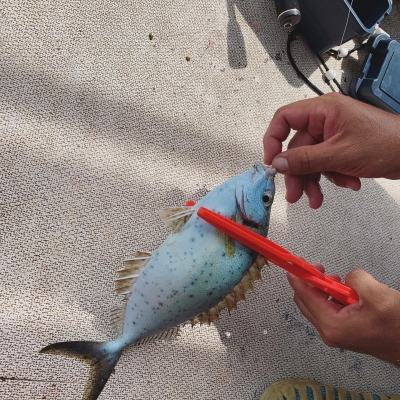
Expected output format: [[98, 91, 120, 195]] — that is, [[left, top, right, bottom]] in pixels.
[[115, 251, 152, 296], [112, 251, 152, 336], [189, 255, 268, 326], [133, 326, 182, 346], [158, 206, 194, 233]]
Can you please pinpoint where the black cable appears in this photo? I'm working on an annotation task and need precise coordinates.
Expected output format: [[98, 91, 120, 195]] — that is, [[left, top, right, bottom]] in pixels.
[[329, 43, 367, 57], [287, 29, 362, 96], [315, 53, 347, 95], [287, 29, 324, 96], [349, 43, 367, 54]]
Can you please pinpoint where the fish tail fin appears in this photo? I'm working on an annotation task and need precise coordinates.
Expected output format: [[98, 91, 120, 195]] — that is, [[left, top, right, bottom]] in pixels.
[[40, 341, 122, 400]]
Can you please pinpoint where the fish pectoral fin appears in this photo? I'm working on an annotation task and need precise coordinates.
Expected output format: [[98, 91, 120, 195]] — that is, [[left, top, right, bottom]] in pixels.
[[158, 206, 194, 233], [190, 255, 269, 327]]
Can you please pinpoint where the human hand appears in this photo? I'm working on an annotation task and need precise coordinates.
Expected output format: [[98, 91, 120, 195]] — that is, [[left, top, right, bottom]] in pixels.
[[287, 265, 400, 366], [263, 93, 400, 208]]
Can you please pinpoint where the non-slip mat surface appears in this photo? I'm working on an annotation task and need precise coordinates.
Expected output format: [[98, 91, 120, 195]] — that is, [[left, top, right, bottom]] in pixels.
[[1, 1, 400, 398]]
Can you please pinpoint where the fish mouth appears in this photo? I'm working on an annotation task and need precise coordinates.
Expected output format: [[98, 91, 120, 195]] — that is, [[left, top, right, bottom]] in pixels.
[[254, 162, 276, 179], [265, 166, 276, 179]]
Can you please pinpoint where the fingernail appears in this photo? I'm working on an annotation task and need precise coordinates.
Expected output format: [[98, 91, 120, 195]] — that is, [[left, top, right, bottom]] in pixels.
[[345, 183, 356, 191], [272, 157, 289, 173]]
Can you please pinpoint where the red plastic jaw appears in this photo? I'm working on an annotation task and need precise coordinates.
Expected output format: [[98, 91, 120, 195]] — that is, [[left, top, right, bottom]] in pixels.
[[197, 206, 359, 306]]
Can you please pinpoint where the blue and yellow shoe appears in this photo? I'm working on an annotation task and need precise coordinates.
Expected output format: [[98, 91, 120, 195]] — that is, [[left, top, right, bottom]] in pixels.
[[260, 379, 399, 400]]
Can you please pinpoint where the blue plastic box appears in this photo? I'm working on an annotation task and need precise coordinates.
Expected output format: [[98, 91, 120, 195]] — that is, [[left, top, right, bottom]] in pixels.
[[297, 0, 392, 54], [349, 34, 400, 114]]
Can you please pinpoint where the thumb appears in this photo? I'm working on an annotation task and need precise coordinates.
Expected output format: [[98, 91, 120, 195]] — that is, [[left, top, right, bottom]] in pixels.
[[272, 142, 337, 175], [344, 269, 388, 306]]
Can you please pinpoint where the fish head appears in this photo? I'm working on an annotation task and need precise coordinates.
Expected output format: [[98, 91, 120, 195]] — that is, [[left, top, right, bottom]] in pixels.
[[235, 163, 276, 236]]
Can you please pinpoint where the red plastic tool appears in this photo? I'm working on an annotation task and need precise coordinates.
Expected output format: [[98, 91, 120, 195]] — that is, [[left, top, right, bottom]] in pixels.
[[197, 206, 359, 306]]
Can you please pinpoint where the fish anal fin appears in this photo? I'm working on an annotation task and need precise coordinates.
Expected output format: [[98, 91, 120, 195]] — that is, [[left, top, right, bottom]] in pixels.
[[196, 306, 221, 325], [191, 255, 270, 327], [233, 281, 246, 302], [158, 206, 194, 233], [200, 311, 210, 325], [224, 292, 237, 312], [133, 326, 181, 346], [241, 272, 254, 293], [217, 299, 227, 311], [249, 254, 269, 281], [190, 315, 201, 327], [223, 256, 268, 312], [208, 307, 219, 323], [255, 254, 268, 271]]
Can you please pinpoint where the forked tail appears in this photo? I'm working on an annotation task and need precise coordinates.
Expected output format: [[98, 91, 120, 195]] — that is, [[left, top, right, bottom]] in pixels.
[[40, 341, 122, 400]]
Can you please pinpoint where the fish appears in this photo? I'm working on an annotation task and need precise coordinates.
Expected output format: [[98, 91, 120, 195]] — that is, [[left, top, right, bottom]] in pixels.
[[40, 162, 276, 400], [260, 379, 400, 400]]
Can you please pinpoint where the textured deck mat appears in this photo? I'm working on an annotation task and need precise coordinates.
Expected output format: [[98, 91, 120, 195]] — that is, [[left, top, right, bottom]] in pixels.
[[1, 1, 400, 399]]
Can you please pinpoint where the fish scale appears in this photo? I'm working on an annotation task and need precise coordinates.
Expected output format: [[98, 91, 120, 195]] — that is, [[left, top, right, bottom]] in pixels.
[[40, 162, 276, 400]]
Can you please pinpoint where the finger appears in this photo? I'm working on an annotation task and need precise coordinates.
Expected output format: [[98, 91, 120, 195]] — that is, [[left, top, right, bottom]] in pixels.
[[263, 133, 283, 165], [323, 172, 361, 191], [311, 264, 344, 306], [330, 297, 346, 307], [287, 132, 323, 207], [329, 273, 341, 281], [344, 269, 388, 307], [288, 272, 334, 330], [287, 273, 332, 310], [289, 263, 326, 277], [272, 141, 340, 175], [291, 274, 344, 320], [285, 175, 304, 203], [263, 98, 327, 164], [314, 263, 325, 274], [288, 273, 330, 302], [293, 292, 320, 328], [312, 264, 342, 284], [287, 131, 323, 209], [304, 174, 323, 209], [287, 272, 311, 292], [287, 130, 319, 149]]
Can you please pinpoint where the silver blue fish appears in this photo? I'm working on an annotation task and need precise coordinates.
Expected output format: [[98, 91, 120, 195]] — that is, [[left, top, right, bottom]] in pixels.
[[40, 163, 276, 400]]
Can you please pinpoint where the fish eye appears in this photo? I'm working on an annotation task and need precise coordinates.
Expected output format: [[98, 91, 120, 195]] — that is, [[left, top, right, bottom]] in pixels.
[[262, 190, 273, 207]]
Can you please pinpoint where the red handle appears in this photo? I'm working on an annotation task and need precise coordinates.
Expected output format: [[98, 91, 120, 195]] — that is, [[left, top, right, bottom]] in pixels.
[[197, 207, 359, 305]]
